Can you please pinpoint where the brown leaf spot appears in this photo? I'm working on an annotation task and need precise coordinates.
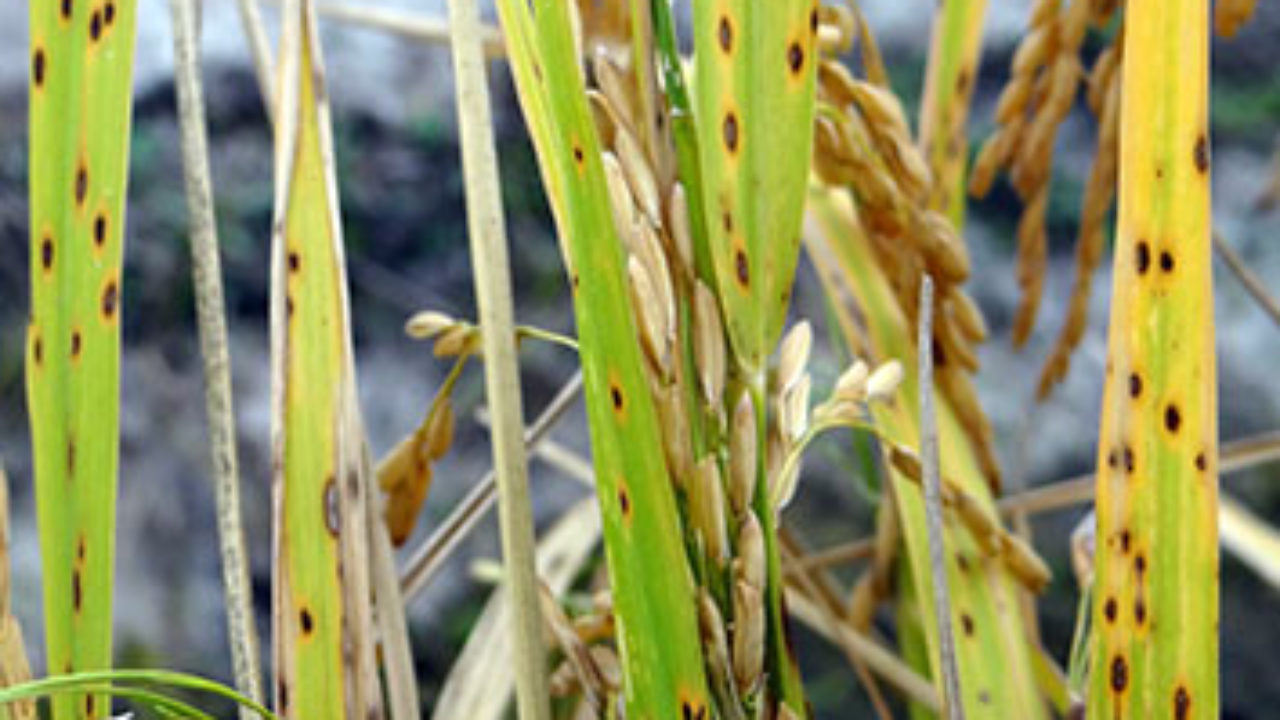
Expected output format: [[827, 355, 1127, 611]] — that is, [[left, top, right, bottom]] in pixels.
[[105, 0, 115, 25], [40, 233, 54, 273], [71, 329, 82, 359], [1104, 596, 1117, 623], [735, 249, 750, 287], [72, 568, 83, 611], [809, 6, 819, 34], [33, 333, 43, 366], [324, 475, 340, 537], [101, 279, 118, 321], [33, 48, 46, 88], [61, 0, 72, 21], [718, 16, 733, 53], [617, 484, 631, 519], [1123, 445, 1135, 474], [1195, 452, 1207, 472], [300, 607, 314, 635], [960, 613, 975, 636], [1160, 250, 1175, 273], [89, 9, 102, 41], [1174, 686, 1191, 719], [572, 144, 584, 166], [723, 112, 739, 153], [610, 383, 624, 412], [1135, 553, 1147, 576], [1135, 598, 1147, 625], [1110, 654, 1128, 693], [956, 69, 971, 94], [788, 42, 805, 75], [1135, 240, 1150, 275], [75, 164, 88, 207], [288, 251, 300, 273], [1194, 135, 1208, 174], [1129, 373, 1142, 399], [1164, 404, 1181, 433], [1120, 529, 1132, 554], [94, 212, 107, 248]]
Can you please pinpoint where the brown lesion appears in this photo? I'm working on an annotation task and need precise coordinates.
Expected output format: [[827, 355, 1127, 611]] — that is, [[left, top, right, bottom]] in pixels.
[[93, 210, 108, 250], [32, 46, 47, 89], [75, 162, 89, 209], [70, 328, 83, 361], [734, 248, 750, 289], [1164, 403, 1181, 434], [1135, 240, 1151, 275], [617, 481, 632, 521], [718, 15, 733, 53], [787, 41, 806, 76], [1174, 685, 1191, 719], [722, 111, 740, 154], [1110, 654, 1128, 693], [100, 274, 119, 322], [1193, 134, 1209, 174]]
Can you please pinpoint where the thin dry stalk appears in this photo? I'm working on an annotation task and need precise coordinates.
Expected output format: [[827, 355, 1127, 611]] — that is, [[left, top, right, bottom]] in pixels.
[[235, 0, 277, 122], [444, 0, 549, 713], [316, 3, 504, 57], [1213, 231, 1280, 329], [918, 275, 964, 720], [0, 462, 34, 720], [168, 0, 263, 711], [399, 372, 582, 602]]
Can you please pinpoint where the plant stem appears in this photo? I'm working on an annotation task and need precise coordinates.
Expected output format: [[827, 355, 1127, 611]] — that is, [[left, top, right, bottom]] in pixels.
[[444, 0, 550, 715], [168, 1, 264, 713], [918, 275, 964, 720]]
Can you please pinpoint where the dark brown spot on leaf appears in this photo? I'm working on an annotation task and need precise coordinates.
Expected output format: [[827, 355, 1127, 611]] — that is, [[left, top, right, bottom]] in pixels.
[[1123, 446, 1135, 474], [1164, 404, 1181, 433], [89, 9, 102, 41], [71, 330, 82, 358], [288, 251, 300, 273], [1110, 654, 1128, 693], [735, 249, 749, 286], [72, 568, 82, 610], [1194, 135, 1208, 174], [1136, 241, 1150, 275], [41, 234, 54, 271], [617, 486, 630, 517], [1129, 373, 1142, 398], [1120, 529, 1132, 553], [610, 384, 624, 411], [723, 112, 739, 153], [718, 16, 733, 53], [33, 48, 45, 87], [1105, 597, 1117, 623], [957, 70, 971, 94], [572, 145, 584, 166], [1107, 448, 1119, 469], [1160, 250, 1175, 273], [1195, 452, 1207, 471], [1135, 598, 1146, 624], [300, 607, 314, 635], [788, 42, 805, 74], [324, 475, 340, 536], [67, 438, 76, 475], [1136, 553, 1147, 576], [75, 165, 88, 207], [94, 212, 107, 247], [61, 0, 72, 20], [102, 280, 118, 320], [33, 335, 43, 366], [1174, 686, 1191, 719], [960, 613, 974, 636], [105, 1, 115, 25], [810, 6, 819, 34]]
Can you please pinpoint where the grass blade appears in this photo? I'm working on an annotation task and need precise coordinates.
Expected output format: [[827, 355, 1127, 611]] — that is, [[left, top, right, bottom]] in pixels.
[[692, 0, 819, 369], [27, 2, 138, 716], [918, 0, 989, 223], [167, 0, 263, 711], [444, 0, 550, 714], [269, 2, 380, 716], [1088, 1, 1216, 716], [493, 2, 712, 715]]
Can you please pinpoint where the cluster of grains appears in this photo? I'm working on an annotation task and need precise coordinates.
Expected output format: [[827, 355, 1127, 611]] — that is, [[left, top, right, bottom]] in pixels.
[[543, 586, 623, 715], [589, 34, 774, 714], [1035, 26, 1123, 398], [374, 311, 473, 544], [1215, 0, 1259, 37], [969, 0, 1126, 400], [970, 0, 1119, 348], [810, 16, 1002, 491]]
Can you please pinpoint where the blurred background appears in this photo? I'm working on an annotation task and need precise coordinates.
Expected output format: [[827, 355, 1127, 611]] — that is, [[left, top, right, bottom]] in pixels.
[[0, 1, 1278, 716]]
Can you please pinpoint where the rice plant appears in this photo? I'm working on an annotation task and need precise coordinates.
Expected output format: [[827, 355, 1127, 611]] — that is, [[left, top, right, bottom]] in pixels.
[[4, 0, 1278, 718]]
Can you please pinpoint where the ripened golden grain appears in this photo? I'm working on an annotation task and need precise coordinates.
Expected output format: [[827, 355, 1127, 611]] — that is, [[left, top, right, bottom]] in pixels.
[[728, 392, 758, 515]]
